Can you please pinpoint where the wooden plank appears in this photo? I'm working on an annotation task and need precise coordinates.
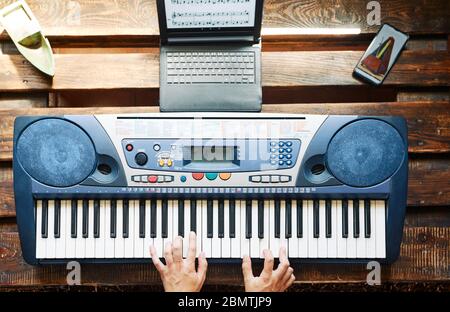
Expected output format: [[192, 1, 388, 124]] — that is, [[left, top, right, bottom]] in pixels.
[[0, 94, 48, 108], [0, 225, 447, 286], [0, 50, 448, 91], [0, 0, 448, 45]]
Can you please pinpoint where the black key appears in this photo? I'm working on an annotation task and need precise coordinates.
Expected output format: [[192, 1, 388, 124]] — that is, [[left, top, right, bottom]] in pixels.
[[207, 200, 213, 238], [123, 199, 129, 238], [41, 200, 48, 238], [245, 200, 252, 239], [190, 200, 196, 232], [110, 200, 117, 238], [229, 200, 236, 238], [54, 200, 61, 238], [342, 200, 348, 238], [218, 200, 224, 238], [82, 200, 89, 238], [150, 200, 157, 238], [94, 200, 100, 238], [286, 200, 292, 238], [274, 200, 281, 238], [139, 200, 145, 238], [364, 200, 371, 238], [296, 200, 303, 238], [325, 199, 332, 238], [71, 200, 77, 238], [313, 200, 319, 238], [162, 200, 168, 238], [353, 200, 360, 238], [258, 200, 264, 239], [178, 200, 185, 237]]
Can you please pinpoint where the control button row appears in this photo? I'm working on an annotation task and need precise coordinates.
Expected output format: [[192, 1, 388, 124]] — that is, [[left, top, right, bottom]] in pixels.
[[158, 158, 173, 167], [192, 172, 232, 181], [269, 141, 293, 148], [132, 175, 174, 183], [249, 175, 292, 183]]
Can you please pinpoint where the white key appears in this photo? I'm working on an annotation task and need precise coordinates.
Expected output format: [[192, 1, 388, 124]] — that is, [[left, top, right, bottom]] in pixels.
[[307, 200, 318, 258], [35, 200, 46, 259], [336, 200, 347, 258], [356, 200, 366, 258], [182, 200, 191, 258], [346, 200, 357, 258], [45, 200, 56, 259], [240, 200, 249, 257], [269, 200, 279, 257], [212, 200, 221, 258], [230, 200, 240, 258], [327, 200, 338, 258], [154, 200, 163, 256], [202, 200, 212, 257], [55, 200, 66, 259], [134, 200, 144, 258], [75, 200, 85, 258], [250, 200, 259, 258], [366, 200, 377, 258], [95, 200, 106, 258], [66, 200, 76, 259], [124, 200, 134, 258], [260, 200, 270, 258], [280, 200, 287, 255], [375, 200, 386, 258], [196, 200, 202, 257], [317, 200, 327, 258], [222, 200, 231, 258], [105, 200, 115, 258], [289, 200, 298, 258], [85, 200, 95, 258], [115, 200, 125, 258], [143, 200, 152, 258], [298, 200, 308, 258]]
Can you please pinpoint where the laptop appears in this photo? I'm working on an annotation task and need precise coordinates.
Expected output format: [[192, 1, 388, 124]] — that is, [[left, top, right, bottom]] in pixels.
[[156, 0, 264, 112]]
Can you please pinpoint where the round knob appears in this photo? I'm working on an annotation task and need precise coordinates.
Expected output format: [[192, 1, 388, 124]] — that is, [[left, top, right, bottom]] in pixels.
[[135, 152, 148, 166]]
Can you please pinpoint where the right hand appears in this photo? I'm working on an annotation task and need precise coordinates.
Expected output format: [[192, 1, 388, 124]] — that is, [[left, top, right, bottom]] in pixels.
[[242, 247, 295, 292]]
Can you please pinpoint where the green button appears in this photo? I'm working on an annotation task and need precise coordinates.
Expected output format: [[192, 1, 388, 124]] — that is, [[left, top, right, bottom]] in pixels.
[[205, 173, 218, 181]]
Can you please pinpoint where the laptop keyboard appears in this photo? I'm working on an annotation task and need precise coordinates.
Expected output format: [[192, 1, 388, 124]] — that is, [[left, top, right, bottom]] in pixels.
[[166, 51, 256, 84]]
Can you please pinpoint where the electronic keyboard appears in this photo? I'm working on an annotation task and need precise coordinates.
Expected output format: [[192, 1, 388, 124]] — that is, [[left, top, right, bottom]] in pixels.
[[13, 113, 408, 265]]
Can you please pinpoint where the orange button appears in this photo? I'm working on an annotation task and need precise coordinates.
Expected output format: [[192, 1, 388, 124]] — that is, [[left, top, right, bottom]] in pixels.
[[192, 173, 204, 181], [219, 173, 231, 181]]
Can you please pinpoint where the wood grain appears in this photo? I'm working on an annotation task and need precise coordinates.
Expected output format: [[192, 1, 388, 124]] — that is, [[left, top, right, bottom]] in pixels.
[[0, 225, 447, 286], [1, 102, 448, 163], [0, 50, 448, 91]]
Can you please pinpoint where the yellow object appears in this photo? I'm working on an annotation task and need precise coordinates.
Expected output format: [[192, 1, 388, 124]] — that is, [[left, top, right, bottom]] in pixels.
[[219, 173, 232, 181], [159, 159, 165, 167], [0, 0, 55, 76], [167, 159, 173, 167]]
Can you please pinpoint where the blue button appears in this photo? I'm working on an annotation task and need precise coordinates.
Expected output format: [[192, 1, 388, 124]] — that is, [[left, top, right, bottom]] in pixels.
[[270, 141, 277, 147], [286, 154, 292, 160], [279, 160, 285, 166], [285, 148, 292, 153], [279, 154, 285, 159], [180, 176, 187, 182], [271, 154, 278, 159], [270, 148, 277, 153], [206, 173, 218, 181], [271, 160, 277, 165], [286, 141, 293, 147], [286, 160, 293, 166], [279, 148, 285, 153], [278, 142, 285, 147]]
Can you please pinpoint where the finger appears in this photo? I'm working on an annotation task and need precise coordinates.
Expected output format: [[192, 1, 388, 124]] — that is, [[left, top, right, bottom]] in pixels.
[[281, 267, 294, 285], [197, 252, 208, 283], [283, 274, 295, 290], [187, 231, 197, 265], [164, 242, 174, 267], [150, 245, 166, 273], [276, 246, 290, 275], [261, 249, 274, 277], [242, 255, 254, 281], [172, 236, 183, 263]]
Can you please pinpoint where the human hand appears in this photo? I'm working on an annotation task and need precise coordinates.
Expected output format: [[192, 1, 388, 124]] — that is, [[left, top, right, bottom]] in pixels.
[[150, 232, 208, 292], [242, 247, 295, 292]]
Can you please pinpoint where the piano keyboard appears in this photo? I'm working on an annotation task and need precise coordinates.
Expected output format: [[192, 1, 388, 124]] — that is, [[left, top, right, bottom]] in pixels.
[[35, 198, 386, 260]]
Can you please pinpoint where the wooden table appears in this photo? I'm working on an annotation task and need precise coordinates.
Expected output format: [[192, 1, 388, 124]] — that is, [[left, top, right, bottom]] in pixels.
[[0, 0, 448, 292]]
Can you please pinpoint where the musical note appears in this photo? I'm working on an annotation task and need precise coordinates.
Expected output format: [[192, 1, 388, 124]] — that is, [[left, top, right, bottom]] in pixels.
[[164, 0, 256, 29]]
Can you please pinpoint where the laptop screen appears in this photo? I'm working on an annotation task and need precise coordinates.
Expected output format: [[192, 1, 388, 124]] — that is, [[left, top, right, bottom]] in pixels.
[[164, 0, 257, 29]]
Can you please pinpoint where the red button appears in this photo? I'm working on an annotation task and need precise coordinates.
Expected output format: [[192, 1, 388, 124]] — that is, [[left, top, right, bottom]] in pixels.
[[192, 173, 204, 181], [126, 144, 133, 152], [147, 175, 158, 183]]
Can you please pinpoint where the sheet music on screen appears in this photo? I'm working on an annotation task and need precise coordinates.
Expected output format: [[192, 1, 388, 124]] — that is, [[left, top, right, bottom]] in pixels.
[[165, 0, 257, 29]]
